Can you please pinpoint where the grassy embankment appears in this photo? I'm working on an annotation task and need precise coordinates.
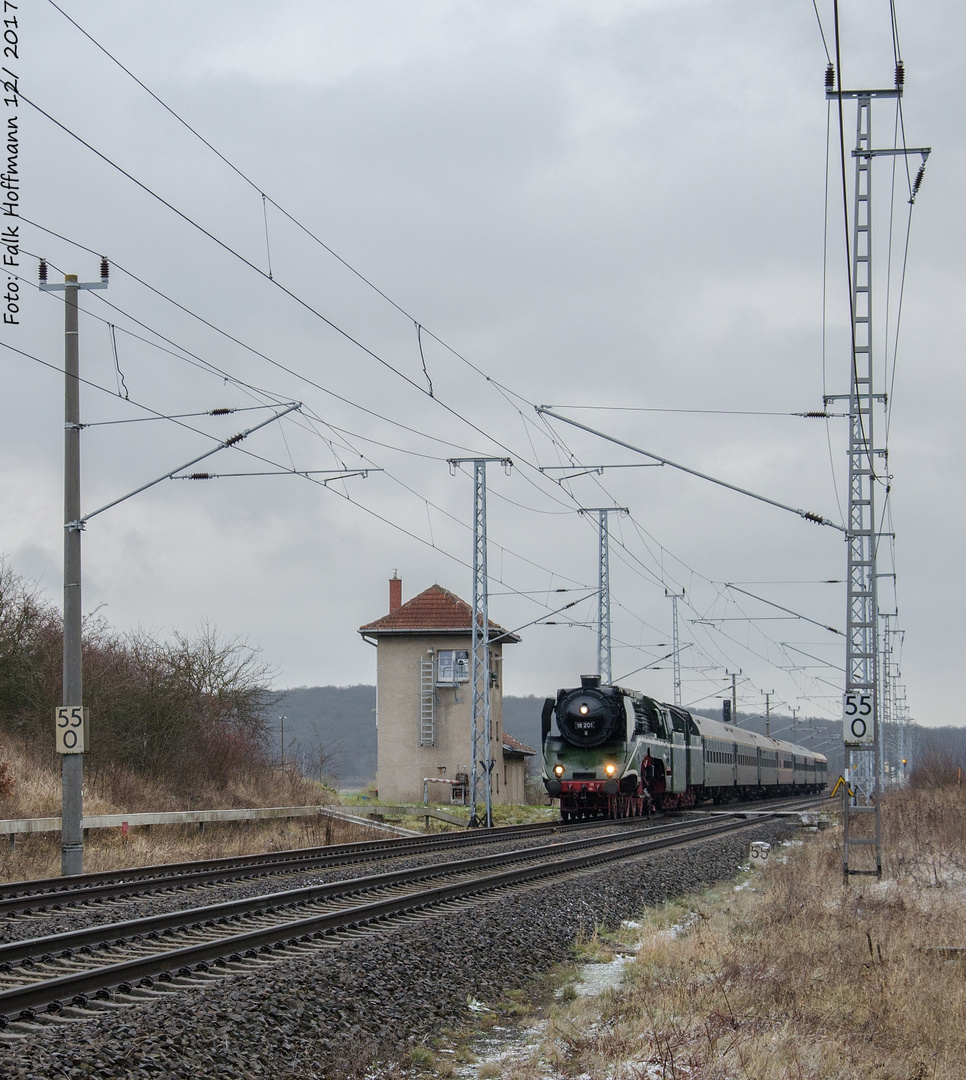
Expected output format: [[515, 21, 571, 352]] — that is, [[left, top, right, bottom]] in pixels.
[[0, 737, 359, 881], [422, 785, 966, 1079], [0, 740, 556, 881]]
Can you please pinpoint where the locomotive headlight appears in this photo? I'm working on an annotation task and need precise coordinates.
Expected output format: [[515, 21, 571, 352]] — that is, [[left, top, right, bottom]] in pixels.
[[579, 704, 589, 715], [604, 763, 617, 776], [553, 764, 565, 777]]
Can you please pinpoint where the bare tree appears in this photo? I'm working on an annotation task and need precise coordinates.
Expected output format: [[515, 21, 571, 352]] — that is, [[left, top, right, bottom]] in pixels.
[[296, 718, 342, 787]]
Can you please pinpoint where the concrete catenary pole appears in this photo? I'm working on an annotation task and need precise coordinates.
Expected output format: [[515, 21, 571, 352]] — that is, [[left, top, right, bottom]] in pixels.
[[40, 261, 109, 876], [62, 274, 84, 876]]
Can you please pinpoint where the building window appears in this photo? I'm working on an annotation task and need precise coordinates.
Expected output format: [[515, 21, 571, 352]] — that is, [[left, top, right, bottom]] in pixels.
[[437, 650, 469, 685]]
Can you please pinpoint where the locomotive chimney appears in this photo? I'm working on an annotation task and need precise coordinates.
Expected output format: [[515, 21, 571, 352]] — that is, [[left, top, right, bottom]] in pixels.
[[581, 674, 601, 689], [389, 572, 402, 613]]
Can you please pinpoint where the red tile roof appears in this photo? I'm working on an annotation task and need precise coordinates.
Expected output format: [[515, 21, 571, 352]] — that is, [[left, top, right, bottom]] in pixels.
[[502, 732, 536, 756], [359, 583, 520, 642]]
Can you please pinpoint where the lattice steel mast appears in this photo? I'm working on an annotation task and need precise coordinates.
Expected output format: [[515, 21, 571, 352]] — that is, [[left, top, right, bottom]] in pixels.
[[880, 613, 893, 786], [448, 457, 511, 827], [829, 65, 929, 881], [666, 588, 685, 707], [579, 507, 627, 685]]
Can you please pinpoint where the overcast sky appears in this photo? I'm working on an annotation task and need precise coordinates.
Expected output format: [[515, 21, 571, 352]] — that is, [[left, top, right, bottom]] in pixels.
[[3, 1, 962, 734]]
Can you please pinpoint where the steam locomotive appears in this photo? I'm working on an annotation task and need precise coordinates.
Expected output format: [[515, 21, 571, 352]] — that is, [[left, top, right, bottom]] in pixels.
[[542, 675, 827, 819]]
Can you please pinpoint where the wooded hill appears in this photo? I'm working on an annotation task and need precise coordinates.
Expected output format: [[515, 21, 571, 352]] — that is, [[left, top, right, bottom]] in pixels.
[[270, 686, 546, 788], [272, 685, 884, 789]]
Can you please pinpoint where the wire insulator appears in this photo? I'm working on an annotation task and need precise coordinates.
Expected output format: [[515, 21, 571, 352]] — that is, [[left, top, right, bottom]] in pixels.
[[911, 164, 925, 194], [825, 63, 835, 90], [224, 432, 245, 446], [209, 408, 234, 416], [803, 411, 829, 419], [188, 473, 211, 480], [895, 61, 905, 88], [100, 257, 109, 281], [39, 259, 47, 283], [803, 511, 825, 525]]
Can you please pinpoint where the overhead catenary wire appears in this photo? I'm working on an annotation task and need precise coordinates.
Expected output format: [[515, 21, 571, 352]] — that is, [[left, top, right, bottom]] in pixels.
[[107, 323, 129, 399], [537, 405, 840, 418], [39, 314, 614, 642], [21, 226, 487, 455], [536, 406, 846, 532], [24, 239, 726, 652], [40, 0, 523, 401], [23, 250, 837, 716], [24, 235, 816, 704], [22, 12, 868, 707], [24, 221, 595, 539], [21, 265, 604, 633], [37, 0, 848, 552], [811, 0, 833, 65]]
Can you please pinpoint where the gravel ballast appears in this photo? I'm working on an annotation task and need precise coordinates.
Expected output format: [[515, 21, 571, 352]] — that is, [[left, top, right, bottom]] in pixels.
[[3, 821, 790, 1079]]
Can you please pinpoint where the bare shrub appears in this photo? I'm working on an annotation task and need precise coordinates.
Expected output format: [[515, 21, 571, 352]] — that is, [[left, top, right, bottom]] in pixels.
[[909, 746, 963, 789], [0, 559, 61, 734], [0, 557, 299, 809]]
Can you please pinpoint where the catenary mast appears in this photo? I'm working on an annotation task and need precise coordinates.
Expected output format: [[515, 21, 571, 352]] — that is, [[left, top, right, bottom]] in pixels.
[[829, 58, 929, 880]]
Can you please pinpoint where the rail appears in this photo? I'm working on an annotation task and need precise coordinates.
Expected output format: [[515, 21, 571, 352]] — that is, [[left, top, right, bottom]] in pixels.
[[0, 814, 767, 1025]]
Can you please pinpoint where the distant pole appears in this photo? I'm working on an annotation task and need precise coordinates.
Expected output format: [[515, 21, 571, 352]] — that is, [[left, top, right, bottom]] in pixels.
[[41, 262, 108, 877], [666, 588, 685, 707], [279, 715, 286, 768], [764, 690, 774, 738], [726, 669, 741, 726]]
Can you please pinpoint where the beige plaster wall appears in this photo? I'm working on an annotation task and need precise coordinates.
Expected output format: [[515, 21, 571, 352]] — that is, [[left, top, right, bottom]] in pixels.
[[501, 756, 528, 805], [373, 633, 509, 804]]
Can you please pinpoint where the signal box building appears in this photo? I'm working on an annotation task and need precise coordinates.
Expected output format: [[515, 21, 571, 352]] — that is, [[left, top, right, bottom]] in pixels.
[[359, 576, 532, 805]]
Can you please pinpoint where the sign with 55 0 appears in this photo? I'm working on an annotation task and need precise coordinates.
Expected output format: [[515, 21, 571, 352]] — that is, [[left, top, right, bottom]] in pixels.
[[843, 690, 874, 747], [55, 706, 88, 754]]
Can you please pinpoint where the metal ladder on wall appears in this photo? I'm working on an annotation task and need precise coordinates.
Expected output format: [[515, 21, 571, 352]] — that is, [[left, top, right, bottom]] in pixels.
[[419, 654, 435, 746]]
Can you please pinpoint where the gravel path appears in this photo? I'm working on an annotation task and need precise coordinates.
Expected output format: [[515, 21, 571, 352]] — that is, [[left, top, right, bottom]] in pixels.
[[3, 820, 789, 1080]]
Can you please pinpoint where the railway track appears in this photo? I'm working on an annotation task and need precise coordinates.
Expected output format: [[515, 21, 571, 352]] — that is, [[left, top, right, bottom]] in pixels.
[[0, 810, 774, 1030], [687, 793, 825, 815], [0, 795, 822, 916], [0, 817, 608, 916]]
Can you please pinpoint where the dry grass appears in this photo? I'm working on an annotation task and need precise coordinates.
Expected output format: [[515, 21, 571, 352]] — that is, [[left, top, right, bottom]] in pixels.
[[0, 736, 325, 818], [437, 786, 966, 1080], [0, 812, 381, 883], [0, 736, 388, 883]]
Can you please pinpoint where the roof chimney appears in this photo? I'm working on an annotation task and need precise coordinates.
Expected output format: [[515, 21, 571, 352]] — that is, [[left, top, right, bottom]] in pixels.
[[389, 572, 402, 613]]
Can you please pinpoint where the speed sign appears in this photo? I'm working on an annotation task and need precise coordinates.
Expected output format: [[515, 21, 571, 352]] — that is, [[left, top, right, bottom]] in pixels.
[[55, 706, 88, 754], [843, 690, 874, 746]]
